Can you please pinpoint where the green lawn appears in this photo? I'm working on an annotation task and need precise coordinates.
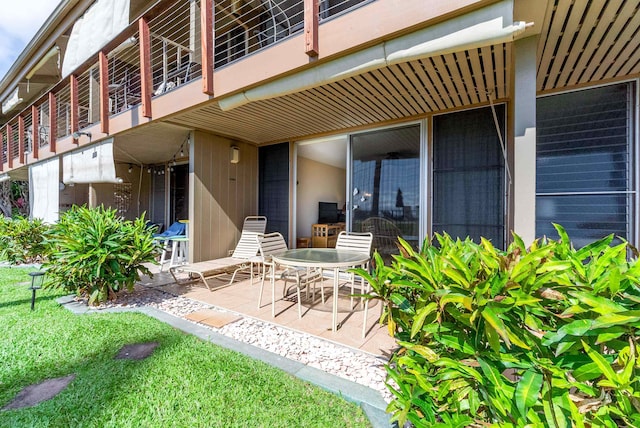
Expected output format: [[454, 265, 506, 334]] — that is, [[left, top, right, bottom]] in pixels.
[[0, 267, 370, 427]]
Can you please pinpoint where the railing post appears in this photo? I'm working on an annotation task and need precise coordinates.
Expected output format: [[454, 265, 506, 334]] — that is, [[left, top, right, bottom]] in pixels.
[[31, 105, 39, 159], [304, 0, 319, 57], [70, 74, 79, 144], [201, 0, 214, 95], [0, 131, 3, 171], [18, 115, 25, 164], [99, 51, 109, 134], [48, 92, 57, 153], [139, 17, 152, 118]]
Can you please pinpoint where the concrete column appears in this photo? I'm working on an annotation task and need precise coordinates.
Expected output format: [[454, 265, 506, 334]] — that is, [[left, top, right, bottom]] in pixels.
[[88, 183, 97, 208], [512, 36, 537, 245]]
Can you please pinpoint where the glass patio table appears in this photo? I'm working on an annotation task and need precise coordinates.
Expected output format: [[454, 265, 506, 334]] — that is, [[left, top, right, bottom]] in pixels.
[[272, 248, 370, 332]]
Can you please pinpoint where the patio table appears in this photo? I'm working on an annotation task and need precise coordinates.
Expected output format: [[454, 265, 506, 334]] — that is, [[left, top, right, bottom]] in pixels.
[[272, 248, 369, 332]]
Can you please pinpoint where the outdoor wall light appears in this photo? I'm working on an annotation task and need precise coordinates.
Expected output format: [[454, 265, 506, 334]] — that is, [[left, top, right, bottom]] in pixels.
[[230, 145, 240, 164], [28, 271, 45, 310]]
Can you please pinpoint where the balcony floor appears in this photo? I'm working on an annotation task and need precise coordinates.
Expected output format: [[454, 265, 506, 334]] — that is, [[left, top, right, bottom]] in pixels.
[[138, 263, 396, 358]]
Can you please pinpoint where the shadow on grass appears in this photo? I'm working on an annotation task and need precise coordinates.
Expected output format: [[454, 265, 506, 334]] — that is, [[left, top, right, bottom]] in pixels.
[[0, 294, 62, 310]]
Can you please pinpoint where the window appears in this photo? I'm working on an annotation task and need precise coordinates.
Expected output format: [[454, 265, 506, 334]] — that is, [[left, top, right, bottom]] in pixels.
[[536, 83, 635, 247], [432, 105, 506, 247]]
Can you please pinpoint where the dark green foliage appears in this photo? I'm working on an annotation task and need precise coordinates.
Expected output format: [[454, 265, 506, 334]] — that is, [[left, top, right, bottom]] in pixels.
[[43, 205, 160, 305], [355, 224, 640, 427], [0, 216, 49, 264]]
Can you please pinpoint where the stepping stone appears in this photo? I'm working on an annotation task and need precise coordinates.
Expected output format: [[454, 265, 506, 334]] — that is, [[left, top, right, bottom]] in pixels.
[[2, 374, 76, 410], [186, 309, 240, 328], [115, 342, 159, 360]]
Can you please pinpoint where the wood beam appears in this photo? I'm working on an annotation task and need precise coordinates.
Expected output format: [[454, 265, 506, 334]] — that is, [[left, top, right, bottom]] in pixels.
[[139, 17, 152, 118], [70, 74, 79, 144], [18, 115, 25, 164], [0, 131, 3, 171], [99, 51, 109, 134], [7, 124, 13, 169], [31, 105, 39, 159], [304, 0, 319, 57], [201, 0, 214, 95], [49, 92, 56, 153]]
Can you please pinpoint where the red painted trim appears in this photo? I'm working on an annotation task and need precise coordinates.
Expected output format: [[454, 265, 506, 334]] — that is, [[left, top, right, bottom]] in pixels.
[[0, 131, 3, 171], [99, 51, 109, 134], [139, 18, 152, 118], [304, 0, 319, 57], [201, 0, 214, 95]]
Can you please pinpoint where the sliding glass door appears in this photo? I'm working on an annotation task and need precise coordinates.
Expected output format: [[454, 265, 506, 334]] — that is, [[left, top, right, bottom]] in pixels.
[[350, 125, 421, 261]]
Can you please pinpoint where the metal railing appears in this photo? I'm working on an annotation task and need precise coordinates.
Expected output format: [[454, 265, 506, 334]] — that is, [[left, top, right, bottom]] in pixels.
[[11, 120, 19, 160], [55, 84, 71, 139], [150, 0, 202, 96], [37, 101, 50, 149], [1, 132, 6, 165], [107, 35, 141, 115], [76, 66, 101, 129], [319, 0, 370, 21], [214, 0, 304, 68], [23, 111, 33, 156]]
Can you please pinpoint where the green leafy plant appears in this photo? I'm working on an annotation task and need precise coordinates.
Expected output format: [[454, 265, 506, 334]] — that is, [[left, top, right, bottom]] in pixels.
[[43, 205, 160, 305], [355, 224, 640, 427], [0, 216, 49, 264]]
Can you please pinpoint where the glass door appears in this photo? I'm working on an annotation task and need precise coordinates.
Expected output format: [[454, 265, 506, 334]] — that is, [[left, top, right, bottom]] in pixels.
[[350, 125, 421, 261]]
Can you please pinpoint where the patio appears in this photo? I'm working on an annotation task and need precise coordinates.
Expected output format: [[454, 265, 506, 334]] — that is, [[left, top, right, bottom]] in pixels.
[[139, 262, 396, 358]]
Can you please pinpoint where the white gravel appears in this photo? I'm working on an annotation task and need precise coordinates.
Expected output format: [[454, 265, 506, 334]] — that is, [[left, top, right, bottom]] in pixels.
[[91, 284, 394, 402]]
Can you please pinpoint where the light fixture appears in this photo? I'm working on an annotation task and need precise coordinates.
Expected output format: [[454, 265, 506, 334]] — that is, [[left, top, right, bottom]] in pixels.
[[128, 164, 133, 173], [230, 146, 240, 164], [147, 167, 151, 173], [28, 271, 46, 310]]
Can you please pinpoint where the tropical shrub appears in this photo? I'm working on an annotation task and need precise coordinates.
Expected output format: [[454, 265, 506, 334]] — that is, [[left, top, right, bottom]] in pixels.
[[0, 216, 49, 264], [356, 224, 640, 427], [43, 205, 160, 305]]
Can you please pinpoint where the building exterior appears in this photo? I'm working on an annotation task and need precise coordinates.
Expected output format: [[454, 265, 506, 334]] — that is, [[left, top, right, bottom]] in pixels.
[[0, 0, 638, 262]]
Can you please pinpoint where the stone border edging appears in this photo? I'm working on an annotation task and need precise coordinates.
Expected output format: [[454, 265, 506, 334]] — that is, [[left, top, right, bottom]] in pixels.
[[56, 296, 392, 428]]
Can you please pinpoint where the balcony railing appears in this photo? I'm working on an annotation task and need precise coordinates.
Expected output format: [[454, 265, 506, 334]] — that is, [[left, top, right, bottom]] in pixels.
[[76, 66, 101, 130], [55, 84, 71, 139], [108, 35, 141, 116], [0, 0, 374, 170], [37, 101, 50, 149], [150, 0, 202, 97], [1, 132, 6, 165]]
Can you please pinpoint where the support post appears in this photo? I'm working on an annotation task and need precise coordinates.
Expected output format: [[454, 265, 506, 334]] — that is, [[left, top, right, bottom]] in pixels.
[[18, 115, 25, 164], [512, 36, 537, 245], [99, 51, 109, 134], [139, 17, 152, 118], [304, 0, 319, 57], [201, 0, 214, 95], [70, 74, 79, 144], [7, 124, 13, 169]]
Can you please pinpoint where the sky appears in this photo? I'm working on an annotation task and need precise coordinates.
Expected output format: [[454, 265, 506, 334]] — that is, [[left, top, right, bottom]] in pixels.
[[0, 1, 61, 82]]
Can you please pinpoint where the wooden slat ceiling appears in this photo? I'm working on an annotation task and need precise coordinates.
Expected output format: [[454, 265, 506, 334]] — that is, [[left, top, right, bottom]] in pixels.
[[168, 0, 640, 145], [170, 43, 511, 144], [538, 0, 640, 92]]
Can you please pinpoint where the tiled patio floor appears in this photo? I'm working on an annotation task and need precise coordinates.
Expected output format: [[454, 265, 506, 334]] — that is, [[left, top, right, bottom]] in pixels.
[[139, 264, 396, 358]]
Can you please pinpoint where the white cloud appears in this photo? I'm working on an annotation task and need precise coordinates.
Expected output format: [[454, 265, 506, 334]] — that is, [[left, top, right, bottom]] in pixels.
[[0, 1, 61, 81]]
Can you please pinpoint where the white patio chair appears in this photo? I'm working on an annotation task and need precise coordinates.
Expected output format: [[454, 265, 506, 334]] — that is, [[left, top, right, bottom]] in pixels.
[[257, 232, 321, 318], [333, 231, 374, 337]]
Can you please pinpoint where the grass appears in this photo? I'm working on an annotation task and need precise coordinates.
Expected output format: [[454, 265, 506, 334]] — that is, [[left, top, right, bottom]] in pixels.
[[0, 267, 371, 427]]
